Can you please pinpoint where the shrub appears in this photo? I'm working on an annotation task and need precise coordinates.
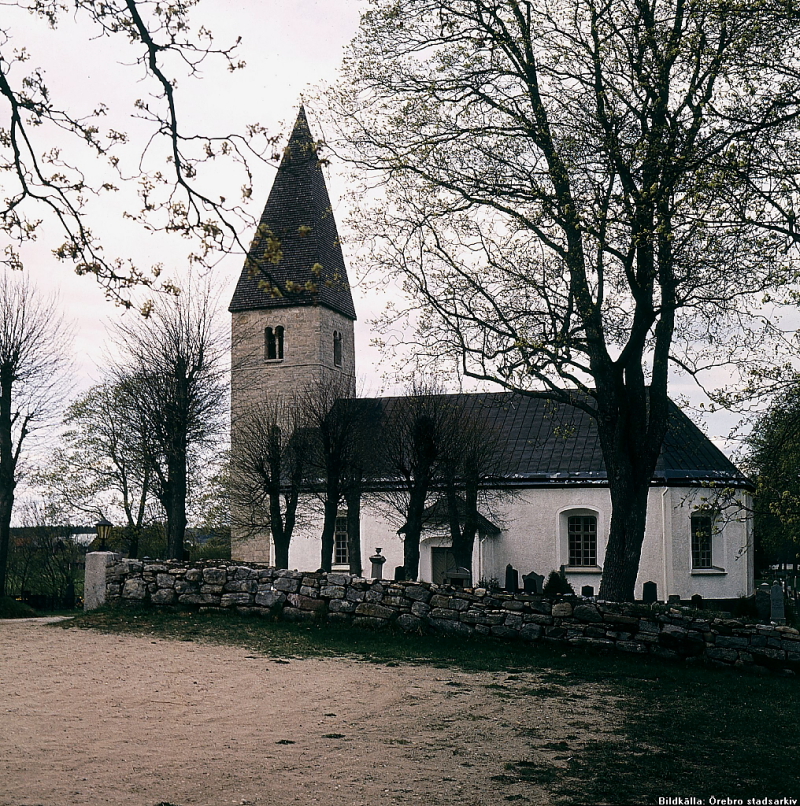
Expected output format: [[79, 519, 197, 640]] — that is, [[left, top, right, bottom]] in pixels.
[[543, 569, 575, 597], [0, 596, 38, 619]]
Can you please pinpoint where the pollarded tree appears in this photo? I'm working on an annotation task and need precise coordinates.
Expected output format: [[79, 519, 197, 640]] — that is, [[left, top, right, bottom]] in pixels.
[[112, 284, 226, 560], [438, 400, 505, 572], [230, 399, 312, 570], [0, 272, 70, 596], [332, 0, 800, 600], [299, 375, 373, 573], [375, 381, 458, 581]]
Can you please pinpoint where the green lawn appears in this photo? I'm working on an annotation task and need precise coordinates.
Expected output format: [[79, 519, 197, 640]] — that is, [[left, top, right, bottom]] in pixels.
[[67, 607, 800, 805]]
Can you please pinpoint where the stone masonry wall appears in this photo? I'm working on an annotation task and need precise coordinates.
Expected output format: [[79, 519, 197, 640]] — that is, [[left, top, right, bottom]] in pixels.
[[101, 558, 800, 675]]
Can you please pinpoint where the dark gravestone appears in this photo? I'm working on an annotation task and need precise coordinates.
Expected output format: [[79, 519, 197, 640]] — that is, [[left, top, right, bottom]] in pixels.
[[668, 594, 681, 606], [642, 581, 658, 604], [755, 583, 771, 621], [771, 581, 786, 624], [394, 565, 406, 582], [523, 571, 544, 594], [443, 567, 471, 589], [690, 594, 703, 610], [505, 564, 519, 594], [581, 585, 594, 597]]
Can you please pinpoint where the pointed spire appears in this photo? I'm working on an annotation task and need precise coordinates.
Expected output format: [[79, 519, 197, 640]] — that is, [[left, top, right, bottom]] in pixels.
[[229, 106, 356, 320]]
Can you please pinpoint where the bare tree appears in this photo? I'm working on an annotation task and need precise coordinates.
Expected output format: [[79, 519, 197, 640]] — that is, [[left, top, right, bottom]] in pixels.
[[438, 402, 505, 572], [230, 399, 311, 569], [112, 284, 225, 559], [300, 375, 374, 573], [375, 382, 455, 581], [0, 272, 70, 595], [333, 0, 800, 600], [35, 382, 159, 558]]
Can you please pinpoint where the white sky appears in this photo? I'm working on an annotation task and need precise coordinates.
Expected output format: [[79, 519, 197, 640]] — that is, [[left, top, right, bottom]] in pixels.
[[3, 0, 744, 453]]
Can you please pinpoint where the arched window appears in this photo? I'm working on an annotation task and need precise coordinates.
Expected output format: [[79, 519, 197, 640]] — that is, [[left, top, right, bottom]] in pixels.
[[333, 330, 342, 367], [265, 325, 284, 361], [568, 514, 597, 567]]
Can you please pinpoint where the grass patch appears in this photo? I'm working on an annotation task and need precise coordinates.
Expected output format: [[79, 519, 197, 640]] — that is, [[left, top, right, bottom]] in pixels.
[[554, 664, 800, 805], [0, 596, 37, 618], [67, 607, 800, 804]]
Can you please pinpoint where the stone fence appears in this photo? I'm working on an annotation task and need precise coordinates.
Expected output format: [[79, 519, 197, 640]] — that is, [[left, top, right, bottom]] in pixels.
[[86, 553, 800, 675]]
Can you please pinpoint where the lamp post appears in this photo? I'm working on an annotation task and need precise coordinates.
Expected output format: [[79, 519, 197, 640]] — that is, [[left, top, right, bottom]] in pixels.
[[95, 518, 112, 552]]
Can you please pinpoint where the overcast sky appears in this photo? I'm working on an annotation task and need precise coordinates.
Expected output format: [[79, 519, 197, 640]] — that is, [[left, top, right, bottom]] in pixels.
[[5, 0, 386, 391], [4, 0, 741, 450]]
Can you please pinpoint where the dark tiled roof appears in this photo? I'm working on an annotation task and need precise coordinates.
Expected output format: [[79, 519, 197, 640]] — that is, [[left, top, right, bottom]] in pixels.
[[358, 392, 748, 487], [229, 107, 356, 320]]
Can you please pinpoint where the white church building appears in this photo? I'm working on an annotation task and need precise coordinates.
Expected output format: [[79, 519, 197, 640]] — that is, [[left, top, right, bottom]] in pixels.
[[229, 108, 754, 603]]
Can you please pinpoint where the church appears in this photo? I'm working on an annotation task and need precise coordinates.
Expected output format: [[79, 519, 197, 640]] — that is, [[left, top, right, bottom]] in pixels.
[[229, 108, 754, 603]]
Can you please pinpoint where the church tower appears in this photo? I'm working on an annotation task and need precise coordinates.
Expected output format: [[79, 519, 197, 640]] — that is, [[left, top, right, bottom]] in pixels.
[[230, 107, 357, 563]]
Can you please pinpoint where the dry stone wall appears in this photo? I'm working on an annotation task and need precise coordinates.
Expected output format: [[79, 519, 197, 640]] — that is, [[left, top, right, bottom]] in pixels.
[[101, 558, 800, 675]]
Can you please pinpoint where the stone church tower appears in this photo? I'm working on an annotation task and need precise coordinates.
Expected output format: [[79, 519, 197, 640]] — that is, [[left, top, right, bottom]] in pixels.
[[229, 107, 357, 563]]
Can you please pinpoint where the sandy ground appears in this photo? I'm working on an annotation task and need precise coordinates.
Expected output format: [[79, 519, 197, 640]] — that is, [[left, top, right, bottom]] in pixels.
[[0, 619, 620, 806]]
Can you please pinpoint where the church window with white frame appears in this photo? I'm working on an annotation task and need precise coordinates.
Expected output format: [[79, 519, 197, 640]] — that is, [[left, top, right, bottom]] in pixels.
[[568, 514, 598, 567], [691, 512, 714, 569], [334, 514, 349, 565]]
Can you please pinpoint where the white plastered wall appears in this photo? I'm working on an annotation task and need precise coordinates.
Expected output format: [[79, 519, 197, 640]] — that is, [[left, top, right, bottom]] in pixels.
[[239, 485, 754, 600]]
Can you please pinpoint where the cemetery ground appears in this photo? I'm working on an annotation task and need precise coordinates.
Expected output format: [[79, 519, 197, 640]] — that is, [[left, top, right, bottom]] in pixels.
[[1, 610, 798, 806]]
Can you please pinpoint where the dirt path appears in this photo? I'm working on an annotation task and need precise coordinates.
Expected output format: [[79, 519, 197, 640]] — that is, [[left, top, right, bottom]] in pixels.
[[0, 619, 620, 806]]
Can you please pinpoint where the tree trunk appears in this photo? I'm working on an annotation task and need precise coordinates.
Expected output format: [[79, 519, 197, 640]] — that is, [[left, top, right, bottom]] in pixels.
[[447, 472, 480, 572], [165, 450, 188, 560], [273, 534, 290, 570], [0, 489, 12, 597], [127, 527, 140, 560], [0, 373, 15, 597], [320, 496, 339, 572], [403, 482, 428, 581], [346, 480, 362, 576], [598, 476, 651, 602], [595, 386, 667, 602]]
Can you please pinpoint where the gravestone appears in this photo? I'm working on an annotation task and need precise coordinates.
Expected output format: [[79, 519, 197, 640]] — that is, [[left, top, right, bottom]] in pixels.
[[443, 567, 471, 588], [690, 594, 703, 610], [505, 564, 519, 594], [394, 565, 406, 582], [642, 581, 658, 604], [523, 571, 544, 594], [668, 594, 681, 606], [581, 585, 594, 597], [756, 583, 771, 621], [771, 581, 786, 624]]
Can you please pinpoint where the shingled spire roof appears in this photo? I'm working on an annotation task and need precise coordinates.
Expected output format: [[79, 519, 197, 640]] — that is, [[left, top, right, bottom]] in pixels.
[[229, 106, 356, 319]]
